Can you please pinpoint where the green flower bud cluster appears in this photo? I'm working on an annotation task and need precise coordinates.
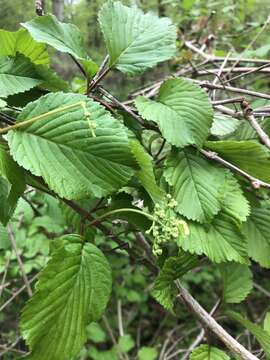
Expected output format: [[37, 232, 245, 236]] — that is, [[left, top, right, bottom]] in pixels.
[[146, 194, 189, 256]]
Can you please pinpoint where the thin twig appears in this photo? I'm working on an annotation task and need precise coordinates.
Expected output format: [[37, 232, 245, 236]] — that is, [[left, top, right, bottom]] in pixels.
[[0, 274, 38, 312], [7, 224, 32, 297], [175, 281, 259, 360], [199, 148, 270, 189]]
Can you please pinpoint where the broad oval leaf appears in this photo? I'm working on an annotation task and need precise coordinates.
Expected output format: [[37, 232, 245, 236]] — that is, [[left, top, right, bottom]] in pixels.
[[190, 345, 230, 360], [242, 205, 270, 268], [206, 140, 270, 182], [0, 28, 49, 65], [20, 234, 112, 360], [129, 139, 165, 204], [210, 114, 239, 137], [22, 14, 87, 59], [152, 252, 199, 311], [7, 92, 134, 200], [135, 78, 213, 148], [227, 311, 270, 359], [219, 263, 253, 303], [164, 148, 225, 223], [178, 213, 248, 263], [98, 1, 177, 75], [0, 54, 44, 97], [220, 170, 250, 223]]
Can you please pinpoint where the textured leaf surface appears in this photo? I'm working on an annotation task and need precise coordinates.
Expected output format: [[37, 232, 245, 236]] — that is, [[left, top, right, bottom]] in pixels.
[[152, 252, 199, 311], [21, 234, 112, 360], [210, 114, 239, 137], [164, 148, 225, 223], [220, 171, 250, 222], [264, 313, 270, 334], [0, 141, 25, 224], [0, 223, 9, 249], [0, 28, 49, 64], [190, 345, 230, 360], [219, 263, 253, 303], [7, 92, 134, 200], [228, 311, 270, 358], [22, 14, 87, 59], [178, 213, 248, 263], [99, 1, 177, 75], [206, 140, 270, 182], [242, 205, 270, 268], [0, 55, 43, 97], [129, 139, 165, 203], [135, 79, 213, 147]]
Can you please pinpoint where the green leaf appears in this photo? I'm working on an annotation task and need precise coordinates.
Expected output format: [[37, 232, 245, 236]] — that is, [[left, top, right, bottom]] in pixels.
[[129, 139, 165, 203], [264, 313, 270, 334], [220, 171, 250, 222], [242, 205, 270, 268], [135, 78, 213, 148], [227, 311, 270, 358], [0, 141, 25, 224], [138, 347, 158, 360], [36, 65, 69, 92], [219, 263, 253, 303], [0, 28, 49, 65], [86, 323, 106, 344], [22, 14, 87, 60], [190, 345, 230, 360], [7, 92, 134, 200], [0, 223, 9, 249], [210, 114, 239, 137], [0, 99, 7, 108], [0, 54, 44, 97], [206, 140, 270, 182], [178, 213, 248, 263], [152, 252, 199, 311], [118, 335, 135, 353], [98, 1, 177, 75], [164, 148, 225, 223], [20, 234, 112, 360]]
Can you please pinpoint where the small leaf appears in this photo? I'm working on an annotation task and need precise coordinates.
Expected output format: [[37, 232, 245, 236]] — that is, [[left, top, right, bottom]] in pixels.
[[0, 141, 25, 224], [242, 205, 270, 268], [129, 139, 165, 203], [219, 263, 253, 303], [164, 148, 225, 223], [152, 252, 199, 311], [22, 14, 87, 59], [99, 1, 177, 75], [135, 78, 213, 148], [190, 345, 230, 360], [0, 28, 49, 65], [86, 323, 106, 343], [0, 54, 44, 97], [138, 347, 158, 360], [210, 114, 239, 137], [178, 213, 248, 264], [206, 140, 270, 182], [118, 335, 135, 353], [220, 171, 250, 222], [20, 234, 112, 360], [228, 311, 270, 358], [7, 92, 134, 200]]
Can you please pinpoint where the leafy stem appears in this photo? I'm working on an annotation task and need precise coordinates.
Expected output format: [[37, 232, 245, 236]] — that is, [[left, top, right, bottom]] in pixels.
[[89, 207, 159, 226], [0, 101, 86, 134]]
